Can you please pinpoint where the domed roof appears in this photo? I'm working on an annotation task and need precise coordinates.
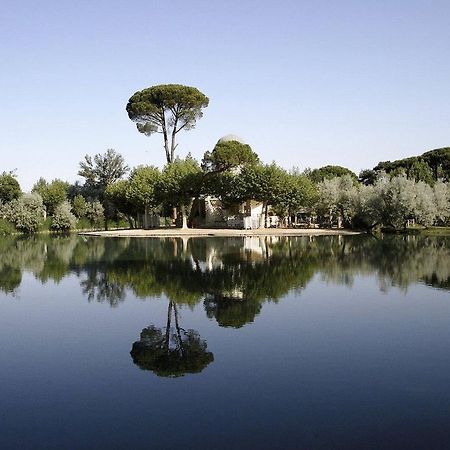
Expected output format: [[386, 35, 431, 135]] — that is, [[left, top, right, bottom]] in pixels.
[[217, 134, 246, 144]]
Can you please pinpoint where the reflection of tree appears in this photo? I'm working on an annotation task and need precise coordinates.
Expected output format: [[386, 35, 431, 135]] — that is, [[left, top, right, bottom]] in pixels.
[[0, 265, 22, 294], [80, 267, 126, 307], [1, 234, 449, 319], [204, 296, 262, 328], [130, 301, 214, 377]]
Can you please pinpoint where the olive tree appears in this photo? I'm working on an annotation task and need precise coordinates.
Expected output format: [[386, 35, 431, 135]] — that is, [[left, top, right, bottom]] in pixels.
[[413, 181, 437, 227], [6, 193, 45, 233], [433, 181, 450, 224], [316, 175, 359, 227], [85, 200, 105, 226], [51, 201, 77, 231]]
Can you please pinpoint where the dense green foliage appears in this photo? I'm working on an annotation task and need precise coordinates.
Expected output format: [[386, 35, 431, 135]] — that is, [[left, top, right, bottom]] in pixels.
[[363, 147, 450, 184], [32, 178, 69, 215], [85, 200, 105, 226], [0, 172, 21, 203], [202, 140, 259, 173], [71, 194, 88, 218], [2, 193, 45, 233], [307, 165, 358, 183], [51, 201, 77, 231], [158, 156, 202, 227], [126, 165, 161, 211]]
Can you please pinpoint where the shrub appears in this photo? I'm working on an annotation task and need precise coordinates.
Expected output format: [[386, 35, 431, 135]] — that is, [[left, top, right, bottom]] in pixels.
[[51, 201, 77, 231], [86, 200, 105, 225], [72, 194, 87, 218], [0, 218, 15, 235], [6, 193, 45, 233]]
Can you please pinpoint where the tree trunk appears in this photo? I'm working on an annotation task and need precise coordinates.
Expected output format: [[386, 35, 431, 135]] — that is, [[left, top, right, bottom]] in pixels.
[[173, 302, 185, 357], [259, 201, 267, 228], [165, 301, 173, 353], [161, 108, 171, 163], [172, 207, 177, 225], [170, 116, 178, 163], [126, 215, 134, 229], [181, 204, 188, 229]]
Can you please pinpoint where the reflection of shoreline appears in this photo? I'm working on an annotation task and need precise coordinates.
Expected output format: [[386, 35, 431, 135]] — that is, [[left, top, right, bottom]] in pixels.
[[1, 235, 449, 304], [79, 228, 361, 238]]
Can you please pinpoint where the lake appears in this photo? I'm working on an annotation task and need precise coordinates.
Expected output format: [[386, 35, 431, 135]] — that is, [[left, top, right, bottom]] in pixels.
[[0, 234, 449, 449]]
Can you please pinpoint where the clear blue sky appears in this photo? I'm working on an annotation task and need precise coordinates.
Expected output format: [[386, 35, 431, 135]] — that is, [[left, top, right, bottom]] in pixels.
[[1, 0, 449, 190]]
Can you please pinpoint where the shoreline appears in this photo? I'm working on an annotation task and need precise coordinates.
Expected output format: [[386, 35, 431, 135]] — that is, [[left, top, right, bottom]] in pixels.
[[78, 228, 363, 238]]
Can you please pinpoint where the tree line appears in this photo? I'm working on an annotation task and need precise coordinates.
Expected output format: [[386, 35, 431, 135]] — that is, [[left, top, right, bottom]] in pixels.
[[0, 83, 449, 233]]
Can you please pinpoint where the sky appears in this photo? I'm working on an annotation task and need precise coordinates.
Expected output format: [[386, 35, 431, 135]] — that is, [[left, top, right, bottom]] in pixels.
[[1, 0, 450, 191]]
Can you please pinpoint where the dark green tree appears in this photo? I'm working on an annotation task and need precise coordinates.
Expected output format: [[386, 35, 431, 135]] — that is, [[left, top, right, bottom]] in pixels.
[[308, 165, 358, 183], [239, 163, 291, 227], [0, 172, 21, 203], [126, 84, 209, 164], [71, 194, 88, 218], [201, 139, 259, 173], [370, 148, 450, 184], [32, 178, 69, 215], [272, 172, 317, 222], [126, 166, 161, 214], [105, 180, 135, 227], [358, 169, 378, 185]]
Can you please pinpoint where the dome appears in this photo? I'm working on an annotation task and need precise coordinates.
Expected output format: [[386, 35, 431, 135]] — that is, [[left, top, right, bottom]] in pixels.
[[217, 134, 246, 144]]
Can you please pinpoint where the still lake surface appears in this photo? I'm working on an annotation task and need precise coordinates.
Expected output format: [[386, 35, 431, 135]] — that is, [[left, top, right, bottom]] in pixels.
[[0, 234, 449, 449]]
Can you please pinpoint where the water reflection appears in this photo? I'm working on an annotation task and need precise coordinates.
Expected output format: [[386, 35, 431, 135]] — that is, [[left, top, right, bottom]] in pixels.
[[130, 300, 214, 377], [1, 234, 449, 314]]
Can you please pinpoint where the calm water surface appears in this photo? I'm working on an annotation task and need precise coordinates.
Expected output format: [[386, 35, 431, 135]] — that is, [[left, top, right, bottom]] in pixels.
[[0, 234, 449, 449]]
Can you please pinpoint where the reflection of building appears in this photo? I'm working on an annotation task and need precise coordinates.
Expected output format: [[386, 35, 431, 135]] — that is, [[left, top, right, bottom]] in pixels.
[[190, 236, 276, 273]]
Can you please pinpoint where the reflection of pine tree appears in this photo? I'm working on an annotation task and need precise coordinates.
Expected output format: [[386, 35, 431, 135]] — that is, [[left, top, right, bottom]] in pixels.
[[130, 301, 214, 377]]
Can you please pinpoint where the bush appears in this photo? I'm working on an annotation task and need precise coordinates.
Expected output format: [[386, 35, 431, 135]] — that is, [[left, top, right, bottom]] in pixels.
[[6, 193, 45, 233], [38, 217, 52, 232], [72, 194, 87, 218], [51, 201, 77, 232], [86, 200, 105, 225], [0, 218, 15, 235]]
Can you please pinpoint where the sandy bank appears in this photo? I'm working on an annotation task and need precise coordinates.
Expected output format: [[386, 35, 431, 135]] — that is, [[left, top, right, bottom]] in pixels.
[[79, 228, 362, 238]]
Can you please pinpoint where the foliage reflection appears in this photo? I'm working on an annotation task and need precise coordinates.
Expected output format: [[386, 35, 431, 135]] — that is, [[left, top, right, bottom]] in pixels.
[[130, 300, 214, 377], [1, 234, 449, 329]]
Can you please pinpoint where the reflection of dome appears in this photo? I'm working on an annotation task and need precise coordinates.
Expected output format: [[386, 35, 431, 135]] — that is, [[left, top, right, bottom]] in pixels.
[[217, 134, 246, 144]]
